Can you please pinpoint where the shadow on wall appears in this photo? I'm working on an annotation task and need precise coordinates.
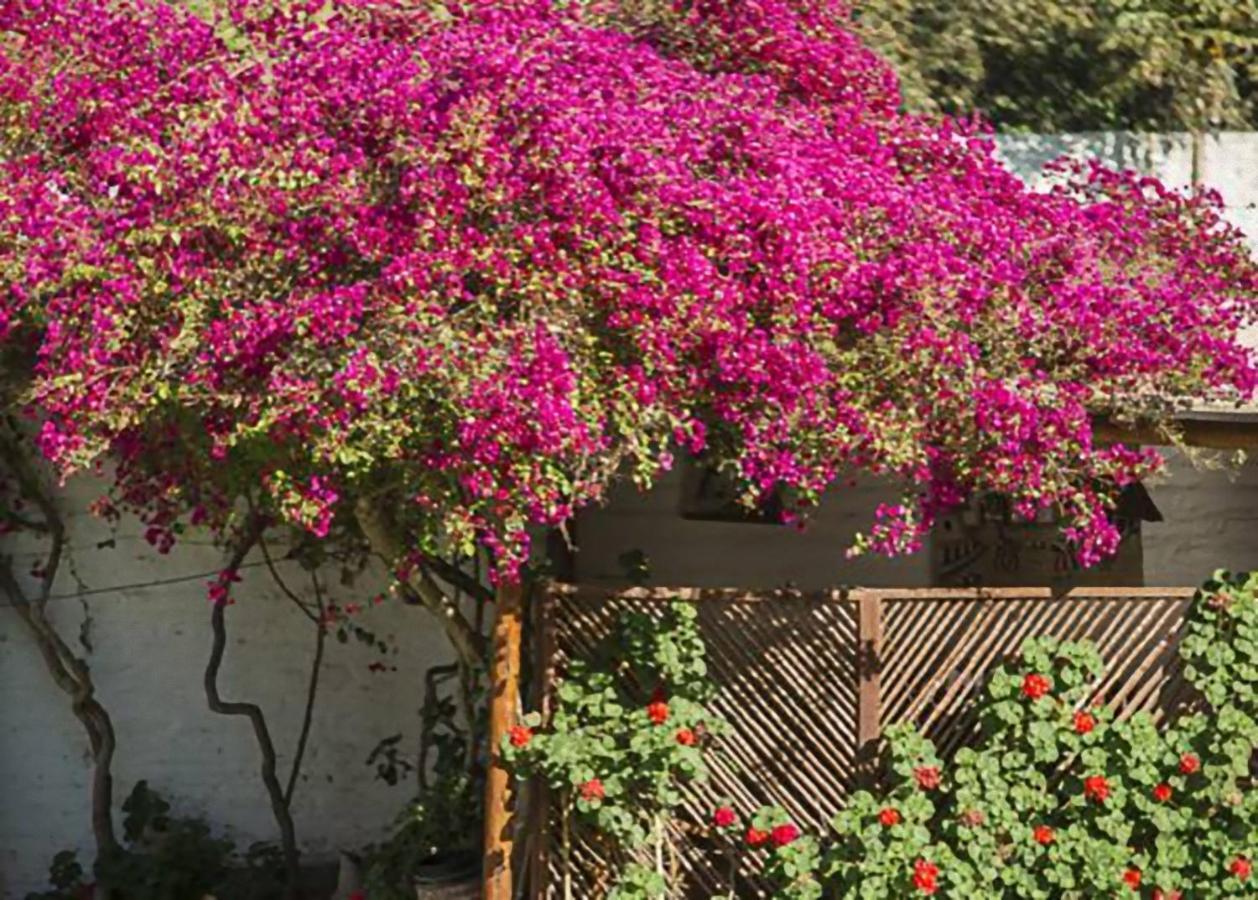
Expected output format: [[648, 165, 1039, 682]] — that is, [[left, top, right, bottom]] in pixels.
[[573, 453, 1258, 591], [0, 476, 457, 899]]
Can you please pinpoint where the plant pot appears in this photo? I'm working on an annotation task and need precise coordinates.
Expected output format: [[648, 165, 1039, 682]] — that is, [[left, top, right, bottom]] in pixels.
[[413, 849, 479, 900]]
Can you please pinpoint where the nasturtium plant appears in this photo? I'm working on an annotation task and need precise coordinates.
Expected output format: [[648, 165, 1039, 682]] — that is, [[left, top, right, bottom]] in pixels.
[[503, 601, 725, 899], [1, 0, 1256, 670], [748, 572, 1258, 898]]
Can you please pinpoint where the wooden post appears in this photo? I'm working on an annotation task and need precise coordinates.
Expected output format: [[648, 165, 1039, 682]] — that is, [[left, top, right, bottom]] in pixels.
[[484, 580, 525, 900], [855, 591, 883, 787], [528, 590, 557, 900]]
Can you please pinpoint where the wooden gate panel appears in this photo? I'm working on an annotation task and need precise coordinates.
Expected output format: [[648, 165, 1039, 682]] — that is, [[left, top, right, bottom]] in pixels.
[[531, 584, 1199, 898], [536, 587, 860, 898]]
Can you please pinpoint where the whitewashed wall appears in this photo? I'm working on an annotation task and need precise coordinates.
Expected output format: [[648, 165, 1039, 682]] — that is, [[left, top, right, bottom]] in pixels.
[[3, 133, 1258, 898], [992, 131, 1258, 243], [0, 477, 458, 897]]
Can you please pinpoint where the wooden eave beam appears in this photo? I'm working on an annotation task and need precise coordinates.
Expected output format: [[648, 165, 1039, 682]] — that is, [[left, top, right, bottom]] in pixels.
[[1092, 413, 1258, 450]]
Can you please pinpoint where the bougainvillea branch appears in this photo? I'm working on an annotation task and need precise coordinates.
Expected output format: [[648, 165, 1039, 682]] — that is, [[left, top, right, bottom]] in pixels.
[[202, 515, 301, 894], [0, 421, 121, 862], [1, 0, 1255, 620]]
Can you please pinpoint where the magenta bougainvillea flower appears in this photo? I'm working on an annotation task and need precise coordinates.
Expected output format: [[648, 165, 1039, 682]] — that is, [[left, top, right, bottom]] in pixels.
[[2, 0, 1255, 583]]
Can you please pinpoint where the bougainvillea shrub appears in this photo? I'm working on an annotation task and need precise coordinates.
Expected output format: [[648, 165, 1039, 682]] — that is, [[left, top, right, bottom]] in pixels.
[[2, 0, 1257, 590], [747, 571, 1258, 898], [503, 601, 724, 898]]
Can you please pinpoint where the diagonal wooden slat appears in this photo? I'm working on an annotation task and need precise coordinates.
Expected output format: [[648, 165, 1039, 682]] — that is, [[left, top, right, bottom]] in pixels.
[[534, 583, 1200, 899]]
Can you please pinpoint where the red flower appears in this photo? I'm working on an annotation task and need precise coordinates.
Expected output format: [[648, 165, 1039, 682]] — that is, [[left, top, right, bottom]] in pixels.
[[771, 824, 800, 847], [1152, 891, 1182, 900], [580, 779, 605, 801], [746, 827, 769, 847], [1021, 673, 1052, 701], [914, 766, 941, 790], [1033, 825, 1054, 845], [879, 807, 901, 827], [1123, 869, 1141, 890], [508, 725, 533, 748], [1073, 710, 1096, 734], [1152, 782, 1173, 803], [912, 859, 939, 895], [712, 806, 737, 829], [1084, 775, 1110, 804], [1231, 857, 1253, 881], [650, 685, 667, 703], [647, 701, 669, 725], [675, 728, 697, 746], [348, 892, 367, 900], [1178, 753, 1200, 775]]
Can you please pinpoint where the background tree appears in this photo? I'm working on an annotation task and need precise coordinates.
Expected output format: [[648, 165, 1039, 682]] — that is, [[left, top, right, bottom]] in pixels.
[[854, 0, 1258, 132]]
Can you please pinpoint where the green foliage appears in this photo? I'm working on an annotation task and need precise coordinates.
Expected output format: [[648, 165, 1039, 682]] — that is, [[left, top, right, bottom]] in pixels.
[[755, 572, 1258, 898], [855, 0, 1258, 131], [26, 782, 285, 900], [361, 659, 483, 898], [504, 601, 725, 898], [360, 771, 480, 900]]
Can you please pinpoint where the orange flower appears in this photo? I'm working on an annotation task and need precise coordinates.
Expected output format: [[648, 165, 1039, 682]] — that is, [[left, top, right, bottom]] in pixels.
[[580, 779, 605, 801], [1021, 673, 1051, 700], [913, 766, 941, 790], [647, 701, 669, 725], [1084, 775, 1110, 804], [746, 827, 769, 847], [912, 859, 939, 895], [771, 824, 800, 847]]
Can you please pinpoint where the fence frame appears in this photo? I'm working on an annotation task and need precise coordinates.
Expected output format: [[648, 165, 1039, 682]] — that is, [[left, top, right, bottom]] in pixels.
[[519, 582, 1199, 899]]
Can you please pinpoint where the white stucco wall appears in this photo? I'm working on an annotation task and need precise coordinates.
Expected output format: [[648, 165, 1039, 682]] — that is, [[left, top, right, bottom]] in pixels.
[[0, 478, 458, 897], [1142, 452, 1258, 583]]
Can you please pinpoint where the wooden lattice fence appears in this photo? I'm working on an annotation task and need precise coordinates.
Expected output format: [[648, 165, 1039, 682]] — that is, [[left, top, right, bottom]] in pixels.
[[526, 584, 1199, 898]]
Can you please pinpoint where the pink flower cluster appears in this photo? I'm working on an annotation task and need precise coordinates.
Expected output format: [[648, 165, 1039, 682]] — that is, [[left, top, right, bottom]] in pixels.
[[1, 0, 1255, 577]]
